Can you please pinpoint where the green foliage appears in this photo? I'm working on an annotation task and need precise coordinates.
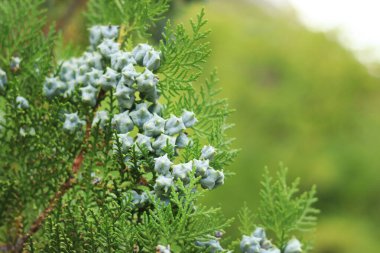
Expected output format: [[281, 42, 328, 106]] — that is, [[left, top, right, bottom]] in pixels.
[[0, 0, 56, 96], [23, 175, 231, 252], [0, 1, 318, 252], [158, 11, 237, 169], [85, 0, 170, 39], [169, 70, 238, 169], [237, 203, 255, 236], [178, 1, 380, 251], [159, 9, 211, 97], [257, 166, 319, 248], [0, 0, 238, 252], [136, 179, 232, 252]]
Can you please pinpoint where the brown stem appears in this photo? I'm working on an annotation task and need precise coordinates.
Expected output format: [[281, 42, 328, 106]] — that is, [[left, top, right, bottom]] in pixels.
[[0, 244, 12, 252], [11, 91, 106, 253], [13, 135, 87, 253]]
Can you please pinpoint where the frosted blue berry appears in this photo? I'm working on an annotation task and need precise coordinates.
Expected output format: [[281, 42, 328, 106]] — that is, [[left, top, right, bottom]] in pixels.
[[148, 103, 164, 115], [140, 85, 159, 103], [284, 238, 302, 253], [140, 191, 149, 203], [92, 110, 109, 129], [240, 228, 280, 253], [0, 68, 7, 92], [193, 159, 209, 177], [132, 43, 152, 63], [111, 52, 136, 71], [10, 56, 21, 72], [129, 103, 153, 128], [152, 134, 176, 153], [176, 132, 191, 148], [165, 115, 186, 135], [154, 175, 174, 194], [120, 63, 138, 86], [114, 133, 134, 153], [16, 96, 29, 109], [154, 154, 172, 175], [115, 84, 135, 110], [200, 168, 224, 190], [135, 68, 158, 92], [130, 190, 148, 207], [172, 161, 193, 183], [195, 240, 224, 253], [43, 76, 67, 98], [182, 110, 197, 128], [252, 227, 266, 242], [100, 25, 119, 39], [101, 67, 120, 90], [215, 231, 224, 238], [97, 39, 120, 58], [86, 68, 103, 87], [83, 52, 103, 70], [75, 65, 90, 84], [63, 112, 85, 133], [135, 133, 153, 152], [59, 61, 76, 81], [80, 85, 98, 106], [240, 235, 261, 253], [143, 49, 161, 71], [89, 26, 102, 46], [64, 80, 76, 98], [143, 113, 165, 137], [200, 145, 216, 160], [156, 245, 171, 253], [112, 111, 134, 133]]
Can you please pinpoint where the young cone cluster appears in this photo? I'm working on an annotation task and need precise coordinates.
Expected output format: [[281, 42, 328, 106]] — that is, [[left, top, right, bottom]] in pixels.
[[240, 227, 302, 253], [41, 24, 225, 212]]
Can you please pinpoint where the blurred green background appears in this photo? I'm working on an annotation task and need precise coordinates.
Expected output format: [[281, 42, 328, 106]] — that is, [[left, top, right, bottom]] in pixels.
[[45, 0, 380, 252]]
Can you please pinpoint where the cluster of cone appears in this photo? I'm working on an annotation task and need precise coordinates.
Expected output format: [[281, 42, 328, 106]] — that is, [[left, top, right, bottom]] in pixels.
[[41, 25, 225, 207]]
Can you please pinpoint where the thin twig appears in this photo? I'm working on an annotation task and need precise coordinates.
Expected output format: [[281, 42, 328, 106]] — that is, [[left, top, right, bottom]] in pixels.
[[0, 244, 13, 252], [12, 91, 106, 253]]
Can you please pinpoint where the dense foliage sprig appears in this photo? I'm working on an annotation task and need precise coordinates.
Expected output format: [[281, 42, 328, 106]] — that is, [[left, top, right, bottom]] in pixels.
[[237, 167, 319, 253], [0, 1, 318, 253]]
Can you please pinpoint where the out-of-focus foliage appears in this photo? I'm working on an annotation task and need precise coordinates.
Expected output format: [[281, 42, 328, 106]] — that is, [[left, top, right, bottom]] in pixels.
[[174, 1, 380, 252], [0, 0, 239, 252], [28, 0, 380, 252], [257, 168, 318, 249], [235, 168, 318, 252]]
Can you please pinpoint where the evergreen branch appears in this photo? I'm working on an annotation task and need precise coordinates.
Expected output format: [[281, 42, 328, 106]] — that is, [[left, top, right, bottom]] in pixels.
[[85, 0, 170, 38], [167, 70, 238, 168], [10, 91, 106, 252], [159, 8, 211, 96], [238, 203, 255, 235], [257, 166, 319, 248]]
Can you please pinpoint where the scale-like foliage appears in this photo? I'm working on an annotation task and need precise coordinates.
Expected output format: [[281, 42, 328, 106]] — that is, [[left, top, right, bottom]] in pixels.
[[0, 0, 56, 95], [86, 0, 170, 39], [167, 70, 238, 169], [237, 203, 255, 236], [0, 1, 318, 253], [136, 178, 233, 252], [257, 166, 319, 249], [159, 9, 211, 97]]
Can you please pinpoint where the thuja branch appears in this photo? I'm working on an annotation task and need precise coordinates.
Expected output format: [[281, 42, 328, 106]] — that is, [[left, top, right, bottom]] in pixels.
[[11, 91, 105, 253]]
